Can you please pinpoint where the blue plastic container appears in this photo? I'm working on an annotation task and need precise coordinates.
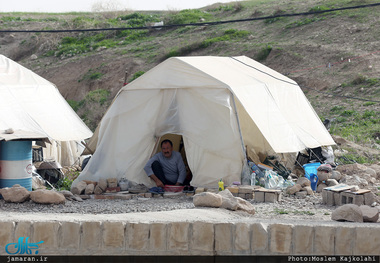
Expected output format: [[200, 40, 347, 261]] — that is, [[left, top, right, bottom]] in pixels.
[[303, 162, 320, 191]]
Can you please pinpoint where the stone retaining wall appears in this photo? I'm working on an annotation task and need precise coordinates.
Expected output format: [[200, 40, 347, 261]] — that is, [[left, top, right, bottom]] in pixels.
[[1, 220, 379, 255]]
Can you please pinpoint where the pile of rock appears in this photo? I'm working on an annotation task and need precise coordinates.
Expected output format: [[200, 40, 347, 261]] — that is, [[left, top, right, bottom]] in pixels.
[[193, 189, 255, 215], [331, 204, 379, 223], [0, 184, 66, 204], [71, 178, 120, 195], [285, 177, 314, 198]]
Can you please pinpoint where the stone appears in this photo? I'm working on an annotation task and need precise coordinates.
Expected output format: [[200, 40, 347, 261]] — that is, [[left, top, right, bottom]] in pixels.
[[191, 222, 214, 253], [360, 205, 379, 222], [364, 192, 376, 205], [335, 227, 355, 255], [30, 189, 66, 204], [58, 190, 74, 200], [269, 224, 292, 254], [0, 222, 14, 247], [168, 222, 189, 252], [236, 197, 255, 215], [326, 179, 339, 187], [0, 185, 30, 203], [296, 177, 311, 187], [317, 183, 327, 193], [313, 226, 335, 255], [331, 170, 343, 181], [60, 222, 80, 249], [103, 221, 125, 248], [94, 185, 103, 195], [107, 178, 118, 188], [33, 221, 59, 250], [98, 178, 107, 191], [127, 223, 149, 251], [293, 225, 313, 255], [81, 221, 101, 250], [317, 170, 331, 184], [193, 192, 222, 208], [251, 223, 268, 254], [331, 204, 363, 222], [303, 186, 314, 195], [295, 191, 307, 198], [84, 183, 95, 195], [71, 180, 87, 195], [286, 184, 302, 195], [215, 223, 232, 254], [234, 223, 250, 253], [354, 227, 380, 255], [149, 223, 167, 251], [218, 189, 238, 211]]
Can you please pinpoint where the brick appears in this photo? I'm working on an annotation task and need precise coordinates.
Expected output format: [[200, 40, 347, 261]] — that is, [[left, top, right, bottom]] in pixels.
[[269, 224, 293, 254], [335, 227, 355, 255], [60, 222, 80, 249], [191, 222, 214, 254], [234, 223, 250, 253], [215, 223, 232, 254], [33, 222, 59, 250], [168, 222, 189, 253], [251, 223, 268, 254], [103, 222, 125, 249], [254, 191, 265, 202], [14, 222, 32, 242], [127, 223, 149, 251], [81, 221, 101, 250], [149, 223, 167, 252], [293, 225, 313, 255], [0, 222, 14, 247], [354, 227, 380, 255], [313, 226, 335, 255]]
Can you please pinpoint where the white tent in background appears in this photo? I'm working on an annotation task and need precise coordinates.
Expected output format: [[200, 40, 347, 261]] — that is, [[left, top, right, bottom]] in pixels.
[[75, 56, 335, 188], [0, 55, 93, 166]]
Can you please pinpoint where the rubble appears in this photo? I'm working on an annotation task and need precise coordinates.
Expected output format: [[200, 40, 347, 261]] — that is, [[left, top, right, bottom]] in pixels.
[[0, 184, 30, 203], [30, 189, 66, 204]]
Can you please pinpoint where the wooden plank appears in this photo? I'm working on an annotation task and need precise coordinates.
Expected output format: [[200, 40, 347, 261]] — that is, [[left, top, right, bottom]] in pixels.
[[348, 189, 371, 195]]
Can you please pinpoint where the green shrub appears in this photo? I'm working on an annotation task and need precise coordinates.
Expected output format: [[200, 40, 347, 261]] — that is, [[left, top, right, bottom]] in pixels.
[[85, 89, 110, 105], [200, 29, 250, 48], [256, 45, 272, 61], [129, 71, 145, 82], [166, 9, 213, 25]]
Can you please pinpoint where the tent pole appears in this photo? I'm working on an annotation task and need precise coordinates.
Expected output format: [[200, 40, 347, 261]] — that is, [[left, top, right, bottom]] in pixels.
[[230, 92, 249, 172]]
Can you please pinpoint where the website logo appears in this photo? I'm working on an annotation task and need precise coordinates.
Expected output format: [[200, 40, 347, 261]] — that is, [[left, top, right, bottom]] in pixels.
[[5, 237, 44, 255]]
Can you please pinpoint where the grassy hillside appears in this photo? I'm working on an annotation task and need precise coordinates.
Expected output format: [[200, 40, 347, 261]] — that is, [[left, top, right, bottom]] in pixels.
[[0, 0, 379, 163]]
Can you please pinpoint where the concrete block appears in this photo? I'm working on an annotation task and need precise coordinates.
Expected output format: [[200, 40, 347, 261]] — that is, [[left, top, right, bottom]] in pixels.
[[341, 192, 364, 206], [144, 193, 152, 198], [293, 225, 313, 255], [335, 227, 355, 255], [269, 224, 293, 254], [60, 222, 80, 249], [191, 222, 214, 254], [313, 226, 335, 255], [333, 192, 341, 206], [354, 227, 380, 255], [251, 223, 268, 254], [254, 191, 265, 202], [234, 223, 251, 253], [103, 221, 125, 249], [265, 192, 278, 203], [215, 223, 232, 254], [149, 223, 167, 252], [245, 193, 253, 200], [238, 193, 246, 199], [81, 221, 101, 250], [33, 222, 59, 250], [364, 192, 376, 205], [0, 222, 14, 247], [238, 186, 253, 194], [14, 222, 32, 242], [326, 191, 335, 206], [168, 222, 189, 253], [127, 223, 149, 251], [322, 189, 328, 204]]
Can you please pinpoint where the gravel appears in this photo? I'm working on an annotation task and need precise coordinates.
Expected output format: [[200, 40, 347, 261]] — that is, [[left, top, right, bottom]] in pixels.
[[0, 192, 336, 221]]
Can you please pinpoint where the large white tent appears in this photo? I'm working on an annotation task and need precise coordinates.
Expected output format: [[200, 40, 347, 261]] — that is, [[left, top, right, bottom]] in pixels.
[[0, 55, 93, 166], [75, 56, 335, 187]]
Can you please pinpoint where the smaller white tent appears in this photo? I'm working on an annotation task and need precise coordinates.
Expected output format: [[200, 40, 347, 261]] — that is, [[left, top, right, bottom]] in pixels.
[[75, 56, 335, 187], [0, 55, 93, 166]]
